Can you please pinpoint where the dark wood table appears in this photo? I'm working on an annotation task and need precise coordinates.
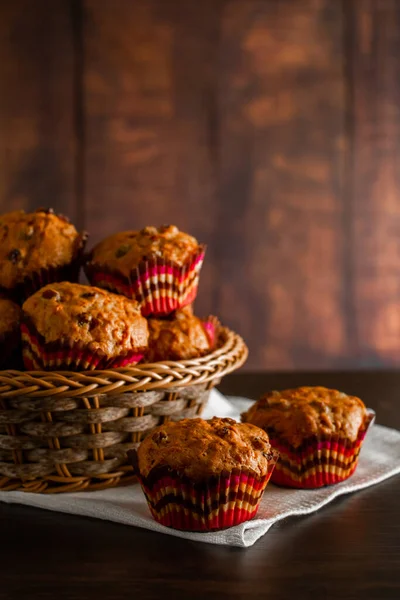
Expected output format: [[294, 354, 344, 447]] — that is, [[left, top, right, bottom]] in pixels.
[[1, 372, 399, 600]]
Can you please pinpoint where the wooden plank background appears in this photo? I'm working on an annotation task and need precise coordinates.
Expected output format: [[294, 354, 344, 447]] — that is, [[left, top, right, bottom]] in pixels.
[[1, 0, 400, 371]]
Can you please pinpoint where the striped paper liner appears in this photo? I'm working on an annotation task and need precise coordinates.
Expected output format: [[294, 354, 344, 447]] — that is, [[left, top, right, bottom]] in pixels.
[[21, 321, 144, 371], [130, 451, 279, 532], [85, 247, 205, 317], [269, 411, 375, 488], [203, 317, 219, 350]]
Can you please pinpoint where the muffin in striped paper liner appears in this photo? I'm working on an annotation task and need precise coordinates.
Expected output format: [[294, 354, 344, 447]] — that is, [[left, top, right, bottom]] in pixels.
[[21, 282, 148, 371], [266, 412, 375, 488], [84, 226, 205, 316], [0, 208, 87, 303], [130, 417, 279, 532], [241, 386, 375, 489]]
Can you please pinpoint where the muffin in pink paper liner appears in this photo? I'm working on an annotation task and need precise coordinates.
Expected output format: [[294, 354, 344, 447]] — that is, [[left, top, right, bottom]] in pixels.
[[241, 386, 374, 489], [84, 226, 205, 316], [129, 417, 279, 532], [145, 306, 218, 362], [0, 208, 87, 303], [21, 282, 148, 371]]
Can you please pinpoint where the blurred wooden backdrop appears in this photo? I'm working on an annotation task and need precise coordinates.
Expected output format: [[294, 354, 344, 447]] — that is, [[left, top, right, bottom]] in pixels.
[[1, 0, 400, 370]]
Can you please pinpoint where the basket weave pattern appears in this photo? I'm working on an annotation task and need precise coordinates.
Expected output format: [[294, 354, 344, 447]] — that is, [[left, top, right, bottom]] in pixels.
[[0, 327, 247, 493]]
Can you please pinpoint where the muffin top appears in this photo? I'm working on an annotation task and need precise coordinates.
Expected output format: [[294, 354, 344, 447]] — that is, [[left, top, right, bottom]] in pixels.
[[22, 282, 148, 356], [146, 306, 213, 362], [137, 417, 276, 480], [0, 209, 84, 290], [242, 386, 368, 448], [88, 225, 200, 274], [0, 296, 21, 338]]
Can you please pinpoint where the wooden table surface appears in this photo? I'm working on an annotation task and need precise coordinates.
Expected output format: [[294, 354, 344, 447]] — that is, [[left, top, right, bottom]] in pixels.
[[1, 371, 399, 600]]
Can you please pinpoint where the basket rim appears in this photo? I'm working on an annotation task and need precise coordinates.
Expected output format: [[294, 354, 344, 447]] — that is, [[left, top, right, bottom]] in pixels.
[[0, 326, 248, 399]]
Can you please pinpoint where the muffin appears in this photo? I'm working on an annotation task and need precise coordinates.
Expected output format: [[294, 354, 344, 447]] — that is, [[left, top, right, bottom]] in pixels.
[[242, 386, 374, 489], [0, 208, 87, 301], [130, 417, 279, 531], [146, 306, 216, 362], [0, 296, 22, 369], [85, 225, 205, 316], [21, 282, 149, 370]]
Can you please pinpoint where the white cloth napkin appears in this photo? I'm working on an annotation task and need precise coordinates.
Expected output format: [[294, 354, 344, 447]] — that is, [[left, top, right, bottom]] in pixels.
[[1, 389, 399, 548]]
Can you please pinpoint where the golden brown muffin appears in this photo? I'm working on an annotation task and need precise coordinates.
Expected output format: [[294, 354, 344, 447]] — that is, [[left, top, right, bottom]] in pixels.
[[133, 417, 278, 531], [22, 282, 149, 370], [242, 386, 368, 448], [85, 225, 205, 317], [0, 296, 22, 368], [137, 417, 275, 480], [0, 208, 87, 298], [146, 306, 213, 362], [88, 225, 200, 274]]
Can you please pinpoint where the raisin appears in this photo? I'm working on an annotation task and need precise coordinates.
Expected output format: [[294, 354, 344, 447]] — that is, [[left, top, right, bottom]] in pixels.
[[77, 313, 90, 327], [42, 289, 60, 300], [81, 292, 96, 299], [89, 318, 100, 331], [262, 451, 274, 461], [218, 427, 230, 437], [252, 437, 265, 450], [7, 249, 21, 264], [115, 244, 130, 258]]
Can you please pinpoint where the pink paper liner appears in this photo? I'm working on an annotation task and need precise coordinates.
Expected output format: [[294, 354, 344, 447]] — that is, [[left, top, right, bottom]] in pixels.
[[21, 323, 144, 371], [131, 451, 279, 532], [203, 318, 218, 349], [269, 412, 375, 488], [85, 248, 205, 317]]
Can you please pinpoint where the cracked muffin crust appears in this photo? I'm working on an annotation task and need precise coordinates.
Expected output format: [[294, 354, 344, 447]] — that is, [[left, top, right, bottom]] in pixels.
[[88, 225, 200, 274], [241, 386, 368, 448], [137, 417, 275, 480]]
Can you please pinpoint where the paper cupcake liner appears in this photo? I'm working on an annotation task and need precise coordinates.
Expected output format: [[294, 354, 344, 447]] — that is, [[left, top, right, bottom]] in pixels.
[[203, 316, 219, 350], [85, 247, 205, 317], [269, 411, 375, 488], [21, 321, 144, 371], [130, 450, 279, 532], [1, 231, 88, 304]]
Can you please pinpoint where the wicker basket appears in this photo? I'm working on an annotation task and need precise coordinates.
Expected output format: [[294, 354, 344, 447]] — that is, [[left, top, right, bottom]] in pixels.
[[0, 326, 247, 493]]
